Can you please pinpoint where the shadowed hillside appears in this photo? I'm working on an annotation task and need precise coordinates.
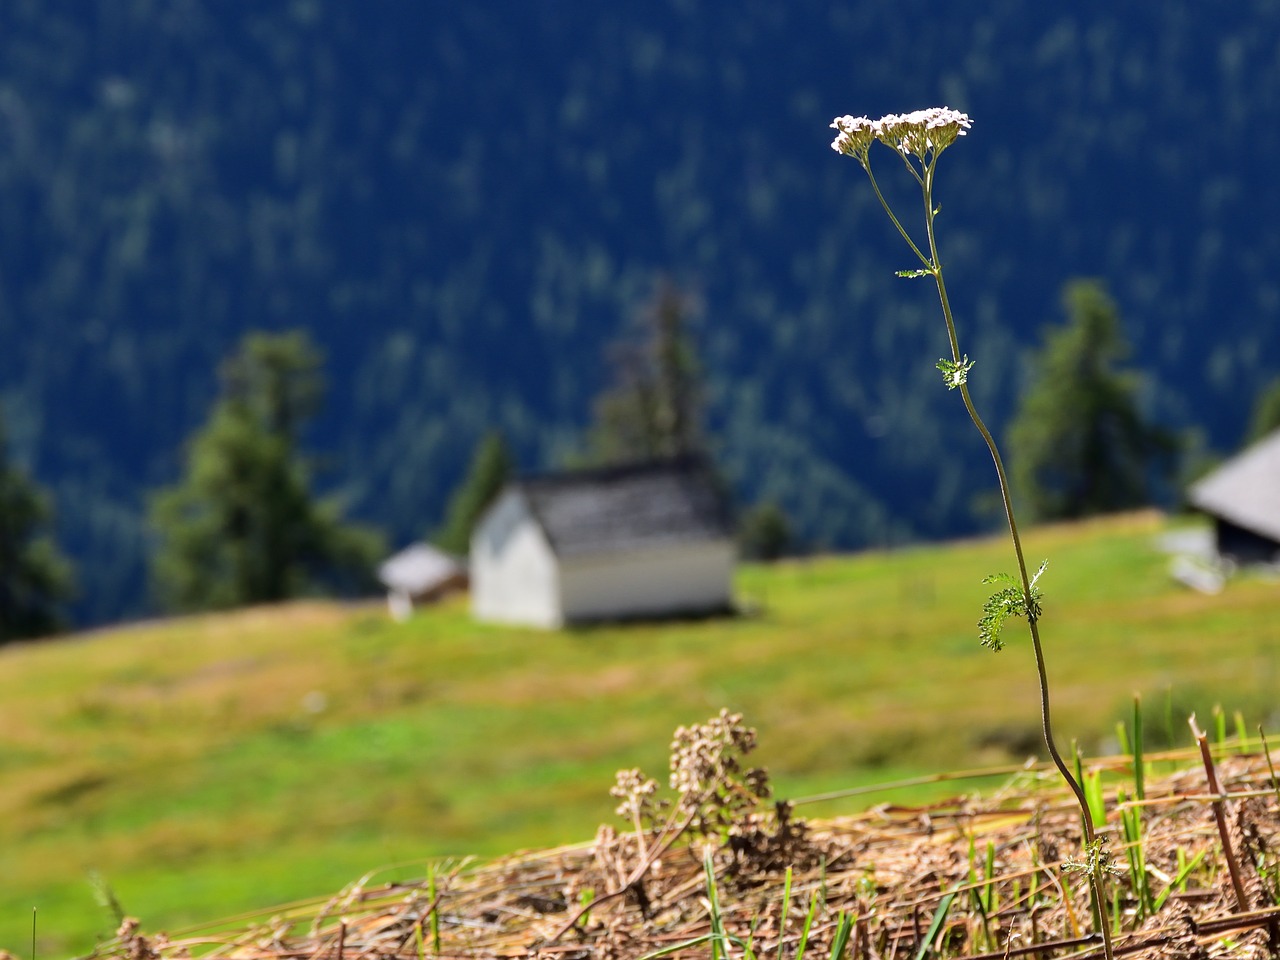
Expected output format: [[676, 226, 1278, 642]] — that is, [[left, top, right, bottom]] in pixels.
[[0, 4, 1278, 623]]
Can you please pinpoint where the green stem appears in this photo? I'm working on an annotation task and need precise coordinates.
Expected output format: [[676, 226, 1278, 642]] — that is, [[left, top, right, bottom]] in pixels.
[[864, 161, 932, 269], [917, 158, 1117, 960]]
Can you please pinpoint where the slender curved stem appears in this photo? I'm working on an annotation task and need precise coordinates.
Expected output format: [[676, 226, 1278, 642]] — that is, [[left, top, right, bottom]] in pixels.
[[916, 157, 1117, 960], [864, 162, 932, 269], [919, 164, 1084, 797], [895, 148, 926, 186]]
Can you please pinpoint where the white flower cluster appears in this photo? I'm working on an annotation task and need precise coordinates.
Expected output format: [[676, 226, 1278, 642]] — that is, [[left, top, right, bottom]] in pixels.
[[829, 115, 877, 161], [830, 107, 973, 163]]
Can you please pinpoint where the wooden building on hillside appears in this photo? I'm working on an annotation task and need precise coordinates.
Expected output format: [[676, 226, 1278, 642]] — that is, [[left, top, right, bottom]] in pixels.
[[377, 543, 468, 621], [1187, 427, 1280, 564], [470, 458, 736, 628]]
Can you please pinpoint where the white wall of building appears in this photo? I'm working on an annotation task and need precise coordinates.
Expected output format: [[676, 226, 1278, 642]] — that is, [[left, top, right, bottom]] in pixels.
[[470, 491, 562, 628], [558, 540, 735, 623]]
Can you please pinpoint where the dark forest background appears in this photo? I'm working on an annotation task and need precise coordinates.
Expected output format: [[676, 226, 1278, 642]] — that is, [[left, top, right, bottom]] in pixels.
[[1, 0, 1277, 626]]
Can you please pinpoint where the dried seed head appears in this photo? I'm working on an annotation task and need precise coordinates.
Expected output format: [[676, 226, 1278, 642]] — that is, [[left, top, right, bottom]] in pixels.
[[610, 767, 659, 820], [669, 708, 757, 801]]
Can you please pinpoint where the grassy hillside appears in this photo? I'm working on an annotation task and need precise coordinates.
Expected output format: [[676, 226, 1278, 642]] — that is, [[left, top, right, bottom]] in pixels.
[[2, 512, 1277, 957]]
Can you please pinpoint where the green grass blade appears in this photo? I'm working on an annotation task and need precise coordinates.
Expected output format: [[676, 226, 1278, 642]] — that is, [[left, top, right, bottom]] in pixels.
[[1260, 726, 1280, 803], [1083, 768, 1106, 829], [912, 890, 957, 960], [746, 912, 761, 960], [983, 841, 997, 913], [1133, 694, 1145, 801], [776, 866, 794, 960], [1153, 850, 1206, 912], [828, 911, 854, 960], [794, 890, 820, 960], [703, 851, 725, 960], [637, 933, 722, 960], [1072, 740, 1094, 833], [1117, 790, 1153, 918], [427, 863, 440, 955]]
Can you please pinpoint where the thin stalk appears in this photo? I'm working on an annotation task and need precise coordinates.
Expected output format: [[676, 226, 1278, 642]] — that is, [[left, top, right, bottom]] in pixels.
[[917, 158, 1115, 960], [919, 161, 1082, 813], [1260, 726, 1280, 804], [864, 162, 932, 269], [1190, 715, 1250, 912]]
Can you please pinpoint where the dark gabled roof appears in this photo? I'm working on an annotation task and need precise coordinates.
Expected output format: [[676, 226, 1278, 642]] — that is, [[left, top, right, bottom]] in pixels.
[[1187, 428, 1280, 543], [516, 457, 733, 557]]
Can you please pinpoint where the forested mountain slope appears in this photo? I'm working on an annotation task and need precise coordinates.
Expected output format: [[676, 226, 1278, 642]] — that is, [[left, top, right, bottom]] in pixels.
[[0, 1, 1276, 623]]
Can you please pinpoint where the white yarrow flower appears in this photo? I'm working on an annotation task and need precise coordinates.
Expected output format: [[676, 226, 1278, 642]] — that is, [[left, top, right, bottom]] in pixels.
[[829, 114, 875, 162], [830, 106, 972, 163]]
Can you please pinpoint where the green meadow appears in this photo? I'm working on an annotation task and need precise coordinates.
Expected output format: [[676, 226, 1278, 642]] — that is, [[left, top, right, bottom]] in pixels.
[[2, 511, 1276, 957]]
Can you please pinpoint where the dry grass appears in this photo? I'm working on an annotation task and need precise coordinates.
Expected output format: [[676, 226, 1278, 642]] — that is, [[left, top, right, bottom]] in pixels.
[[92, 744, 1280, 960]]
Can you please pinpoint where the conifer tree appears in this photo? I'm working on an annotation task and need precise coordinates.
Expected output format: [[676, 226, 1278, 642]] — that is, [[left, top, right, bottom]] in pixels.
[[589, 278, 704, 464], [0, 412, 74, 641], [1245, 376, 1280, 443], [738, 501, 792, 562], [434, 431, 513, 555], [150, 331, 382, 611], [1008, 280, 1172, 521]]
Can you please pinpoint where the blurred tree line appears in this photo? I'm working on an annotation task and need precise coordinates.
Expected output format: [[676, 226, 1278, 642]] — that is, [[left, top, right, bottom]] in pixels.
[[2, 2, 1280, 625], [4, 280, 1277, 641]]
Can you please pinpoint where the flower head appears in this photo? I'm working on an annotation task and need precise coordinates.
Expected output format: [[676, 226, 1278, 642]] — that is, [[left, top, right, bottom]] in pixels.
[[831, 107, 972, 163], [829, 114, 876, 163], [879, 107, 972, 158]]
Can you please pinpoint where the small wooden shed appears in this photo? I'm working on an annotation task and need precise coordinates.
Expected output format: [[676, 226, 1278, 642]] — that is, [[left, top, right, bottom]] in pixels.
[[1187, 428, 1280, 564], [377, 543, 468, 621], [470, 458, 735, 628]]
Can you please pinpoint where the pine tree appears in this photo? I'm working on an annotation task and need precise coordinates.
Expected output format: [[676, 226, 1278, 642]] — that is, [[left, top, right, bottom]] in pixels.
[[150, 331, 382, 611], [738, 501, 792, 562], [588, 278, 704, 463], [434, 431, 513, 555], [1245, 376, 1280, 443], [1009, 280, 1172, 521], [0, 412, 74, 641]]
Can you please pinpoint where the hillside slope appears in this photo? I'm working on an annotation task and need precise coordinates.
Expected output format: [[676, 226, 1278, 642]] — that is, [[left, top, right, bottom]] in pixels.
[[2, 512, 1277, 956]]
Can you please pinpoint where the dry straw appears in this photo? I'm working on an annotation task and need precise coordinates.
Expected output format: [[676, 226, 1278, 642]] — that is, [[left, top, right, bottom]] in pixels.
[[95, 737, 1280, 960]]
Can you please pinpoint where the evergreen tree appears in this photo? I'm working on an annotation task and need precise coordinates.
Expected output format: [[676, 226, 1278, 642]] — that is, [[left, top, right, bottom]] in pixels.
[[150, 331, 382, 611], [588, 278, 704, 463], [738, 501, 792, 562], [1245, 376, 1280, 443], [433, 431, 513, 555], [0, 413, 74, 641], [1009, 280, 1172, 521]]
